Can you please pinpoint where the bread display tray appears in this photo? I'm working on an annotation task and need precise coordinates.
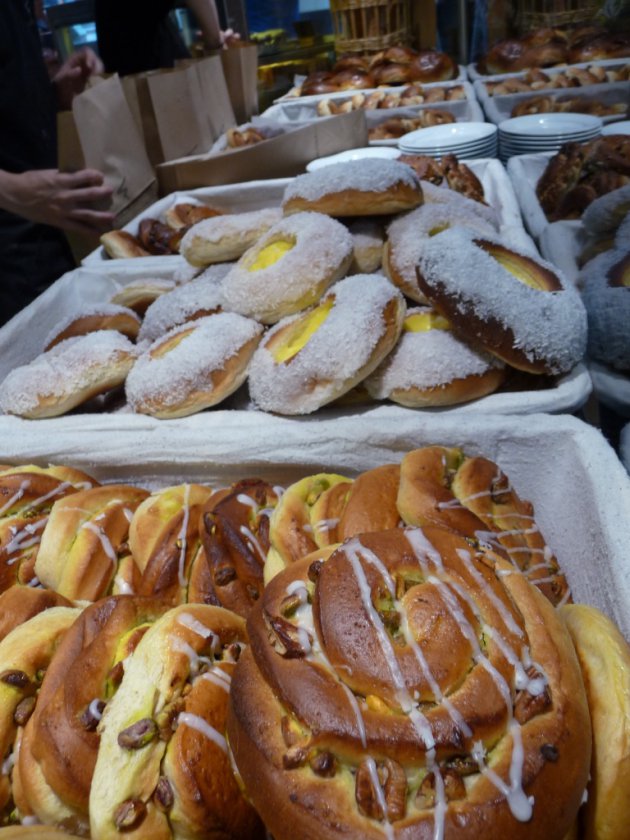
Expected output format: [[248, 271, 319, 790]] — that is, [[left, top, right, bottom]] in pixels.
[[466, 56, 629, 82], [0, 411, 627, 638], [260, 81, 479, 123], [538, 221, 586, 286]]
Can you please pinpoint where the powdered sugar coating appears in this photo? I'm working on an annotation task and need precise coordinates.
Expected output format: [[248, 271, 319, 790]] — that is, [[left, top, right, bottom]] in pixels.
[[138, 273, 226, 343], [248, 273, 405, 414], [581, 248, 630, 369], [365, 307, 502, 400], [614, 212, 630, 248], [385, 203, 498, 301], [418, 227, 587, 375], [0, 331, 137, 417], [346, 218, 385, 274], [419, 180, 500, 228], [180, 207, 282, 265], [283, 158, 421, 206], [222, 211, 354, 324], [581, 184, 630, 234], [126, 313, 263, 414], [42, 303, 140, 350]]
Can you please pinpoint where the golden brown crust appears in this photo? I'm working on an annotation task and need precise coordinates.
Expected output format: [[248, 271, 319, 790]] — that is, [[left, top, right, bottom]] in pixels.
[[228, 528, 591, 840], [0, 587, 71, 644], [386, 367, 507, 408], [283, 181, 424, 218], [337, 464, 402, 540], [163, 202, 223, 230], [44, 310, 140, 352], [100, 231, 151, 260]]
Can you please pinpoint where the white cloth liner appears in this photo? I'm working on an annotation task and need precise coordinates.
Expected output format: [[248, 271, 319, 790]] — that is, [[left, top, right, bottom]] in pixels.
[[538, 222, 587, 286], [466, 57, 629, 83], [506, 152, 576, 239], [0, 410, 627, 637], [588, 361, 630, 416], [620, 421, 630, 472]]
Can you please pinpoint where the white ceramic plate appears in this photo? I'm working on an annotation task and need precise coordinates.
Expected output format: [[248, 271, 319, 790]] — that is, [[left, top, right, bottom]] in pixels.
[[499, 113, 603, 136], [602, 120, 630, 135], [398, 121, 497, 150], [306, 146, 401, 171]]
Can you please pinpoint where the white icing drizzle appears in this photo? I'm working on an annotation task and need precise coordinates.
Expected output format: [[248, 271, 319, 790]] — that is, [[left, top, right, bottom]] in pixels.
[[341, 683, 367, 749], [455, 548, 523, 639], [3, 518, 47, 561], [123, 507, 134, 523], [177, 613, 219, 650], [286, 580, 309, 601], [19, 481, 74, 516], [171, 636, 212, 675], [365, 756, 396, 840], [81, 521, 118, 566], [27, 576, 41, 588], [236, 493, 259, 511], [239, 524, 266, 562], [314, 517, 339, 533], [1, 752, 14, 776], [20, 816, 41, 826], [404, 528, 445, 574], [177, 484, 191, 588], [177, 712, 227, 754], [88, 699, 104, 721], [114, 576, 135, 595], [0, 479, 30, 516], [201, 667, 232, 692]]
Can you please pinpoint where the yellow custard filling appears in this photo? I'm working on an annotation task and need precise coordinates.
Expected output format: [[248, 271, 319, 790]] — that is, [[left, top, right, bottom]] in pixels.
[[480, 243, 554, 291], [404, 312, 451, 332], [273, 298, 334, 362], [248, 239, 294, 272], [151, 329, 193, 359]]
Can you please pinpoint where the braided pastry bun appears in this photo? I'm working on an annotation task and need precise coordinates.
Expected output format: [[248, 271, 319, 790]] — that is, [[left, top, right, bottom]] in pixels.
[[89, 604, 263, 839], [0, 586, 71, 643], [228, 528, 591, 840]]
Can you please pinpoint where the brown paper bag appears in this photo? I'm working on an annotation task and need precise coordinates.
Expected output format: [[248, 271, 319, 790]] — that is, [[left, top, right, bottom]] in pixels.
[[220, 44, 259, 124]]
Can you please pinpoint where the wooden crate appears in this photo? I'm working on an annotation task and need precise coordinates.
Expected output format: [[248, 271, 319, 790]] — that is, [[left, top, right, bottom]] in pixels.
[[330, 0, 411, 54], [515, 0, 603, 33]]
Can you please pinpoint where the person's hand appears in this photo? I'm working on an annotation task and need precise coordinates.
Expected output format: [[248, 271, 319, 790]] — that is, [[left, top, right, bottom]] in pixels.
[[0, 168, 114, 236], [220, 28, 241, 47], [53, 48, 104, 110]]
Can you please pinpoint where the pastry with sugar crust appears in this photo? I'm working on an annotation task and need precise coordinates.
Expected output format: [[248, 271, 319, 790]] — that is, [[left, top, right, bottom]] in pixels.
[[180, 207, 282, 267], [43, 304, 140, 351]]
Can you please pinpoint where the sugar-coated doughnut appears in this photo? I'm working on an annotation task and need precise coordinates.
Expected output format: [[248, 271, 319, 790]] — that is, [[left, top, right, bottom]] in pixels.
[[419, 179, 499, 226], [137, 268, 228, 344], [417, 227, 587, 375], [248, 273, 405, 414], [126, 313, 263, 418], [0, 331, 137, 419], [43, 303, 141, 351], [180, 207, 282, 267], [282, 158, 424, 217], [582, 247, 630, 370], [110, 277, 176, 316], [383, 202, 498, 303], [365, 305, 506, 407], [346, 218, 385, 274], [221, 211, 354, 325], [581, 184, 630, 235]]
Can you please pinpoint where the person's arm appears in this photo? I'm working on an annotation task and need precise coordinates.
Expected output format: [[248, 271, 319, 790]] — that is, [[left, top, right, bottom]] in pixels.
[[0, 168, 114, 236], [52, 48, 104, 110], [184, 0, 241, 49]]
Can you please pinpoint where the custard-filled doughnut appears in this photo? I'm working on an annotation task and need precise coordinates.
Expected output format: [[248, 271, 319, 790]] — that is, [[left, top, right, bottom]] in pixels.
[[137, 269, 228, 344], [126, 313, 263, 418], [582, 247, 630, 370], [110, 278, 176, 316], [419, 178, 499, 225], [248, 273, 405, 414], [417, 228, 587, 375], [43, 303, 140, 351], [346, 218, 385, 274], [365, 306, 506, 407], [383, 202, 498, 303], [221, 211, 354, 325], [282, 158, 424, 218], [180, 207, 282, 267], [0, 331, 137, 419], [581, 184, 630, 235]]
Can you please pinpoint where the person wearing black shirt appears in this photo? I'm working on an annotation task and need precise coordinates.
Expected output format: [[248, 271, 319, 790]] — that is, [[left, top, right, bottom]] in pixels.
[[95, 0, 239, 76], [0, 0, 113, 325]]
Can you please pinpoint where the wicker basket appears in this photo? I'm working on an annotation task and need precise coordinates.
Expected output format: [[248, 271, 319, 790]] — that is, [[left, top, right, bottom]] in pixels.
[[515, 1, 603, 33], [330, 0, 411, 54]]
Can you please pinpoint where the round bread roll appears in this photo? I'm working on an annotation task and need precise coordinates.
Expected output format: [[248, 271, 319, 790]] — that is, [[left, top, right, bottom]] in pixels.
[[383, 202, 498, 302], [15, 596, 170, 834], [561, 603, 630, 840], [582, 248, 630, 370], [90, 604, 262, 840], [43, 304, 140, 351], [180, 206, 282, 267], [416, 228, 587, 375], [365, 306, 506, 407], [129, 483, 215, 605], [395, 446, 570, 606], [222, 211, 354, 324], [248, 273, 406, 414], [228, 527, 591, 840], [126, 313, 263, 419], [137, 269, 227, 344], [282, 158, 424, 217], [110, 278, 176, 317], [0, 464, 97, 592], [0, 331, 137, 420], [407, 49, 458, 82], [34, 484, 150, 602]]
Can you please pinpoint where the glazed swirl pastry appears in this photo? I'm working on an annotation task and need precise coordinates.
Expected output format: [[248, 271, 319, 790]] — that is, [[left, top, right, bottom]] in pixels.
[[248, 273, 405, 414], [222, 211, 354, 324], [90, 604, 262, 839], [228, 527, 591, 840]]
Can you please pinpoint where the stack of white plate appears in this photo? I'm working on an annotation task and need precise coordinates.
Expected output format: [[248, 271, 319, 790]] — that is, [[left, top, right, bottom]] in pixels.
[[602, 120, 630, 136], [305, 146, 400, 172], [397, 122, 498, 159], [499, 113, 602, 161]]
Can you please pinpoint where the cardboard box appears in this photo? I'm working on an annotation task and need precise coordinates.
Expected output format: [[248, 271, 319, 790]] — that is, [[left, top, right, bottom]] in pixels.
[[156, 110, 369, 195]]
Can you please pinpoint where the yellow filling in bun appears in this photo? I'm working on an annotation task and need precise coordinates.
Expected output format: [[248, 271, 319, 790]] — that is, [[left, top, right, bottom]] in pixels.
[[273, 298, 334, 363], [484, 245, 550, 290], [404, 312, 451, 332], [248, 239, 294, 271], [151, 328, 194, 359]]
